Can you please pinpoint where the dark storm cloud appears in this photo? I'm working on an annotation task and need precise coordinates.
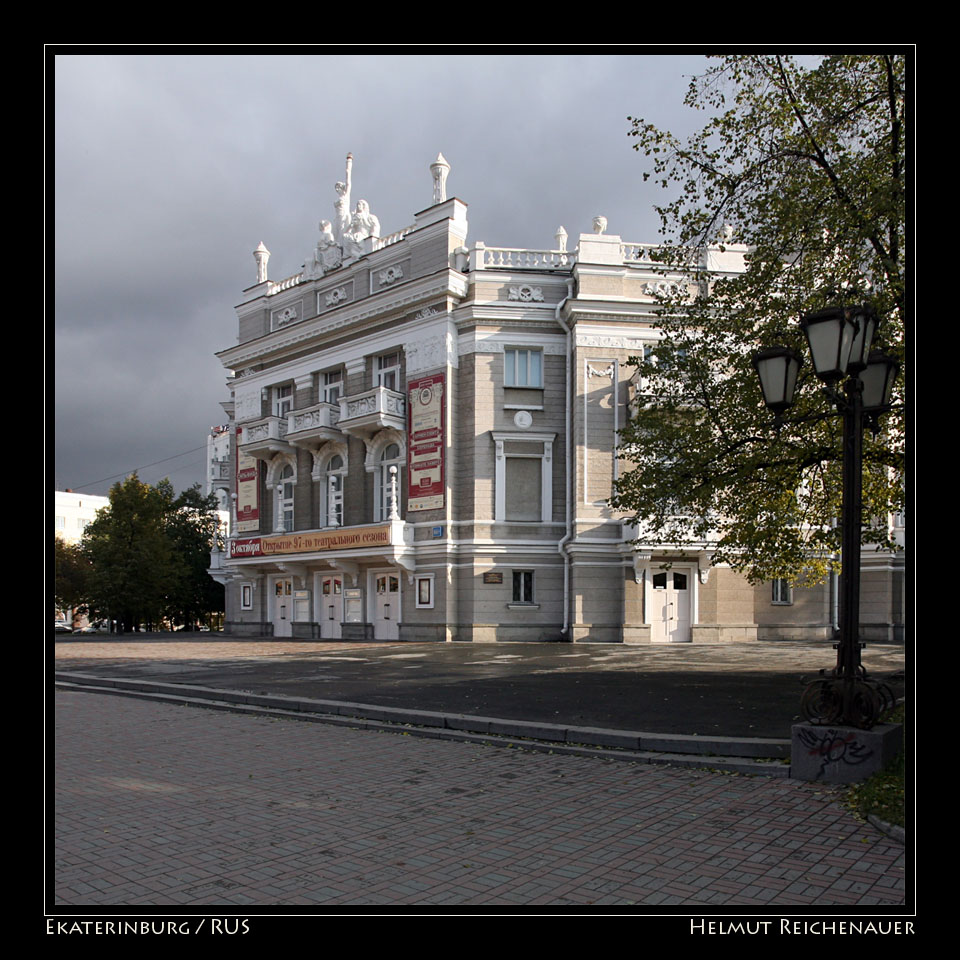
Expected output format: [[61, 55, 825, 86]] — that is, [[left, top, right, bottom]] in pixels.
[[54, 52, 709, 495]]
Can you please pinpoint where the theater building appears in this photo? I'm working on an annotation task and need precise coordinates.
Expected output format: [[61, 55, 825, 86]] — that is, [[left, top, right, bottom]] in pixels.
[[209, 154, 904, 643]]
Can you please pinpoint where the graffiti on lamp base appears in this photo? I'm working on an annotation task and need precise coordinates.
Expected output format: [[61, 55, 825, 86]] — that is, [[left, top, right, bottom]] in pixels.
[[797, 727, 874, 777]]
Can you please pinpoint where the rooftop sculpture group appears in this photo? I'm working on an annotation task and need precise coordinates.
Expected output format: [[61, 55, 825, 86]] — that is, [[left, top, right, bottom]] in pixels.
[[304, 154, 382, 280]]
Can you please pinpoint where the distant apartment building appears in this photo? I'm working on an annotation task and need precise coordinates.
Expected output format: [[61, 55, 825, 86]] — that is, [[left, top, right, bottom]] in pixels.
[[54, 489, 109, 625], [207, 423, 232, 513], [54, 490, 109, 546]]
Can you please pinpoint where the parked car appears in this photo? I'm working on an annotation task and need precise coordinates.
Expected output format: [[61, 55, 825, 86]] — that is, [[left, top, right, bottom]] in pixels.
[[54, 621, 73, 634], [78, 621, 110, 634]]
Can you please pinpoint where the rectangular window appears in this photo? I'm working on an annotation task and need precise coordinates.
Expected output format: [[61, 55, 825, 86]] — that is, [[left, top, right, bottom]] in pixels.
[[512, 570, 534, 604], [415, 574, 435, 609], [505, 457, 543, 521], [56, 516, 66, 529], [240, 583, 253, 610], [493, 433, 554, 524], [377, 352, 401, 391], [505, 348, 542, 388], [274, 384, 293, 418], [323, 369, 343, 405], [772, 579, 792, 604]]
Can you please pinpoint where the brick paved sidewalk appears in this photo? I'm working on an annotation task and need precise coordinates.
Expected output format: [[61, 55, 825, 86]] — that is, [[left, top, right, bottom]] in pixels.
[[53, 691, 907, 909]]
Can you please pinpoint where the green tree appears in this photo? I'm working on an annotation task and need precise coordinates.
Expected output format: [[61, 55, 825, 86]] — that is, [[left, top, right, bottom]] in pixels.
[[612, 54, 905, 583], [55, 535, 91, 620], [163, 485, 225, 630], [82, 474, 176, 632], [82, 475, 225, 633]]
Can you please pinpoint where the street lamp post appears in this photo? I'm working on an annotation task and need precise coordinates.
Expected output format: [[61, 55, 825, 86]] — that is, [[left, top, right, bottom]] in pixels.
[[752, 306, 900, 729]]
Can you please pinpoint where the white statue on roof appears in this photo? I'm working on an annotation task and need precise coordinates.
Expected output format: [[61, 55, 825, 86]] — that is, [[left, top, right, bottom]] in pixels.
[[304, 219, 343, 279], [303, 153, 384, 276], [334, 153, 353, 246], [343, 199, 381, 259]]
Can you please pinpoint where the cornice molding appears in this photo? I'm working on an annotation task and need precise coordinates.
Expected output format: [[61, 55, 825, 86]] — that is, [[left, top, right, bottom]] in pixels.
[[452, 303, 565, 325], [458, 329, 567, 355], [218, 271, 467, 370]]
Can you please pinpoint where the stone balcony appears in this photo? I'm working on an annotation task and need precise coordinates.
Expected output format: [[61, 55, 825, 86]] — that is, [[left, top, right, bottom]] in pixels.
[[210, 460, 232, 482], [337, 386, 406, 440], [286, 402, 342, 450], [238, 415, 294, 461]]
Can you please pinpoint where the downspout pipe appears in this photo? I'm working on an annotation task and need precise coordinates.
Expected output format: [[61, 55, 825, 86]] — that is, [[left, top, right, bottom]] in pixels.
[[556, 278, 575, 637]]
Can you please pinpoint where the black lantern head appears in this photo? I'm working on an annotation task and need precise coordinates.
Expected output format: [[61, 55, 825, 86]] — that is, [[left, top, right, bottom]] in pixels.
[[800, 307, 856, 382], [859, 350, 900, 413], [752, 346, 804, 414], [845, 305, 880, 373]]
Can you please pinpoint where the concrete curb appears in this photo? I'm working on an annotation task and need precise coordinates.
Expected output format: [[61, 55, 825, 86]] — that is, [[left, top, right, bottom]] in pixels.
[[867, 813, 905, 844], [54, 671, 791, 777]]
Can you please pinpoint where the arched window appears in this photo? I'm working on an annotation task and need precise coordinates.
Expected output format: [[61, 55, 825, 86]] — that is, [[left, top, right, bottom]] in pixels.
[[276, 463, 295, 532], [375, 442, 403, 522], [323, 453, 345, 527]]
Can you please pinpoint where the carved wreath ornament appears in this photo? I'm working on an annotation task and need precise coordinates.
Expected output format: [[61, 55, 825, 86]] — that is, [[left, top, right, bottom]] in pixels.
[[379, 265, 404, 286], [642, 281, 683, 298], [508, 285, 544, 302]]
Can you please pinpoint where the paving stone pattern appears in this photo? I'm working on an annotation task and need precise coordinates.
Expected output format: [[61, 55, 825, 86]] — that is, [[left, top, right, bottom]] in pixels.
[[54, 691, 905, 908]]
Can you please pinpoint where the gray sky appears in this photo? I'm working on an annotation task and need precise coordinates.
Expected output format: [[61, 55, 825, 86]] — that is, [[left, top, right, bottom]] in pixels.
[[53, 52, 714, 497]]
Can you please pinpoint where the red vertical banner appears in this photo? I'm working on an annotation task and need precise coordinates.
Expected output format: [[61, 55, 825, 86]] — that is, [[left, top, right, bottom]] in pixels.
[[235, 426, 260, 531], [407, 373, 445, 512]]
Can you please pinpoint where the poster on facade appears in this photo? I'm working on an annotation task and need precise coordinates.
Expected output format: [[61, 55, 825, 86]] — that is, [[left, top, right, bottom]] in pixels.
[[235, 427, 260, 532], [230, 537, 263, 558], [407, 373, 445, 512], [262, 524, 391, 555], [230, 524, 394, 559]]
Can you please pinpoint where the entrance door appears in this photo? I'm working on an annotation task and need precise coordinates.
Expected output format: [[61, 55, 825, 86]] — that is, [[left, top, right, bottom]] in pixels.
[[650, 570, 691, 643], [320, 575, 343, 639], [374, 572, 400, 640], [272, 577, 293, 637]]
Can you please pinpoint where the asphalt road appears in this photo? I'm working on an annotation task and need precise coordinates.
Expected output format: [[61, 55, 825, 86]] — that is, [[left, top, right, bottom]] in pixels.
[[54, 638, 907, 739]]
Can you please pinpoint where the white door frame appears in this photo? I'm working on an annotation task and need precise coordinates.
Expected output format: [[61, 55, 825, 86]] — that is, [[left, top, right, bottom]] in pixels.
[[314, 571, 344, 640], [270, 574, 294, 638], [367, 567, 401, 640], [645, 563, 696, 643]]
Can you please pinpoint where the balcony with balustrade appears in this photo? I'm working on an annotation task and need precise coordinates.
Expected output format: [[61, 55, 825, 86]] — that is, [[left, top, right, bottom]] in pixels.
[[470, 243, 575, 272], [337, 386, 406, 440], [286, 402, 343, 450], [210, 460, 232, 482], [467, 239, 673, 274], [238, 416, 295, 461]]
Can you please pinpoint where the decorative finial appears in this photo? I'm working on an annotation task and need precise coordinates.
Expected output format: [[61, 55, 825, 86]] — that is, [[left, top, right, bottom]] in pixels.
[[430, 152, 451, 204], [253, 241, 270, 283], [592, 216, 607, 235], [555, 226, 568, 252]]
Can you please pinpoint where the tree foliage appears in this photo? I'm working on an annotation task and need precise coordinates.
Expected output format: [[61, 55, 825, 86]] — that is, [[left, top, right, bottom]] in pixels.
[[54, 536, 91, 618], [612, 54, 906, 583], [81, 474, 224, 632], [164, 484, 225, 629]]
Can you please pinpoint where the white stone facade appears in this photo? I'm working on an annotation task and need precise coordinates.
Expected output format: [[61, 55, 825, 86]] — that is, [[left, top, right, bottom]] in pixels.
[[209, 156, 904, 644]]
